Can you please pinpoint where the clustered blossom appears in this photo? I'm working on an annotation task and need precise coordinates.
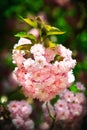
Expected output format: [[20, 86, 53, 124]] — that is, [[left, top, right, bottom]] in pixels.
[[8, 100, 34, 130], [12, 37, 76, 101], [55, 83, 86, 121], [42, 82, 87, 129]]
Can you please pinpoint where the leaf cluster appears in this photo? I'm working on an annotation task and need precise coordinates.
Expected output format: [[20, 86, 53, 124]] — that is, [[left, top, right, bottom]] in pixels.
[[14, 16, 65, 51]]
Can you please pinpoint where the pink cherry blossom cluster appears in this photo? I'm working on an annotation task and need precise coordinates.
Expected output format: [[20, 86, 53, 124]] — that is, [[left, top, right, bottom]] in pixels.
[[42, 82, 87, 129], [12, 37, 76, 101], [8, 100, 34, 130], [55, 91, 86, 121]]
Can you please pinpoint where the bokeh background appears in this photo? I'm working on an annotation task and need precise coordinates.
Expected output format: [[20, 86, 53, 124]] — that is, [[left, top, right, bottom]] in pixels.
[[0, 0, 87, 129]]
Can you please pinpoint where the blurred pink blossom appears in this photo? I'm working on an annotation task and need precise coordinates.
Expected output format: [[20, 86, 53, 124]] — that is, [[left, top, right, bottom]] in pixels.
[[8, 100, 34, 130], [12, 38, 76, 101]]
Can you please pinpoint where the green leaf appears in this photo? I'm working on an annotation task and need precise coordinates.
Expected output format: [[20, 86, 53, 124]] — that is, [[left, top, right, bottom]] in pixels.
[[44, 39, 57, 49], [8, 90, 26, 101], [51, 95, 59, 105], [50, 54, 64, 63], [47, 30, 65, 36], [45, 25, 65, 36], [27, 33, 37, 42], [15, 32, 27, 37], [14, 44, 32, 51], [45, 25, 60, 32], [20, 16, 37, 28], [15, 32, 37, 42], [69, 84, 80, 93], [47, 31, 65, 36]]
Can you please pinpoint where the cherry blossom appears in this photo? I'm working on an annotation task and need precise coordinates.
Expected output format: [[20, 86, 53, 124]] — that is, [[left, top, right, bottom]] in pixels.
[[12, 38, 76, 101], [8, 100, 34, 130]]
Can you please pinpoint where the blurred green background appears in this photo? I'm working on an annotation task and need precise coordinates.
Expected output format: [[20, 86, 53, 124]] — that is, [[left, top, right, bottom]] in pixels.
[[0, 0, 87, 96]]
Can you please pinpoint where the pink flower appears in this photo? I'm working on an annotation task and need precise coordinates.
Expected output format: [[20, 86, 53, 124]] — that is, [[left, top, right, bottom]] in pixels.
[[54, 84, 87, 121], [12, 50, 25, 66], [55, 44, 72, 58], [30, 43, 45, 56], [55, 99, 68, 111], [8, 100, 34, 129], [8, 101, 20, 114], [74, 93, 85, 104], [12, 116, 24, 128], [24, 119, 34, 130], [56, 108, 70, 120], [23, 58, 35, 69], [69, 103, 83, 116], [32, 67, 50, 82], [14, 67, 26, 86], [34, 55, 47, 67], [63, 90, 74, 103], [44, 48, 55, 62], [12, 41, 76, 101], [8, 100, 32, 119], [29, 28, 39, 38], [39, 122, 50, 130]]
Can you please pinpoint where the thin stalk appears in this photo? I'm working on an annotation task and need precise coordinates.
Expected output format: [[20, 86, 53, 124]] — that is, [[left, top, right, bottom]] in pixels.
[[46, 102, 56, 130]]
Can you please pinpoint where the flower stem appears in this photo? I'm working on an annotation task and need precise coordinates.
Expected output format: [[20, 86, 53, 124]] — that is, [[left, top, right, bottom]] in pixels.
[[46, 102, 56, 130]]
